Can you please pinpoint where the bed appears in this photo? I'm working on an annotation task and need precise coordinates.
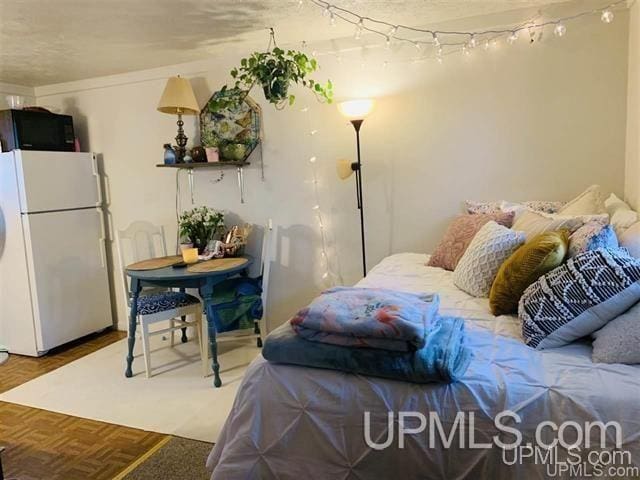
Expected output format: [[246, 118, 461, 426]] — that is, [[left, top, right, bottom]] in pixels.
[[207, 253, 640, 479]]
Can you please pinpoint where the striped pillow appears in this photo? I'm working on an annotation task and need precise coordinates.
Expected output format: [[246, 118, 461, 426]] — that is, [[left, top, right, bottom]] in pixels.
[[519, 249, 640, 349]]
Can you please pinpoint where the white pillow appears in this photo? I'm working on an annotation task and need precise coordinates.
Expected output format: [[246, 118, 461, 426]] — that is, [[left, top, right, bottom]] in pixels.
[[557, 185, 606, 216], [605, 193, 638, 237], [453, 221, 525, 297], [512, 209, 608, 241], [620, 221, 640, 258]]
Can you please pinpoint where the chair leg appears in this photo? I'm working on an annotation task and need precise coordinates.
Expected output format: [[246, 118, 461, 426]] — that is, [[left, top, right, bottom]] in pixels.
[[254, 320, 263, 348], [141, 319, 152, 379], [170, 319, 175, 347], [181, 315, 188, 343]]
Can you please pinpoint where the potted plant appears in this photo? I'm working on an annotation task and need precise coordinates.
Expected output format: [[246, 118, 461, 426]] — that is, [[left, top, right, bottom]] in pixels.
[[230, 48, 333, 108], [178, 206, 224, 254]]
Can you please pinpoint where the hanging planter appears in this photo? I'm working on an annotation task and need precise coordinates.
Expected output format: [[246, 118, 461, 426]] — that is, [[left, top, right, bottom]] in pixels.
[[229, 33, 333, 109]]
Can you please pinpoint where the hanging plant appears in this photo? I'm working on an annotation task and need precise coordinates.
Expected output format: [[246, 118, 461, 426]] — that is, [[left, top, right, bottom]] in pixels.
[[228, 30, 333, 109]]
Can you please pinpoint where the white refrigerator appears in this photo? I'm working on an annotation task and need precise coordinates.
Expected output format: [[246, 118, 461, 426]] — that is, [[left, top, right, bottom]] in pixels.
[[0, 150, 112, 356]]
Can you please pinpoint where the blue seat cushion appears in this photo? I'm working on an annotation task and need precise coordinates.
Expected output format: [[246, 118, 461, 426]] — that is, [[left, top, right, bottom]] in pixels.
[[136, 291, 200, 316]]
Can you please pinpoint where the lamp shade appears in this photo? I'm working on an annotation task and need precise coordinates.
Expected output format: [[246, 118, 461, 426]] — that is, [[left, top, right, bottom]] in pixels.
[[337, 159, 354, 180], [157, 76, 200, 115], [337, 99, 375, 120]]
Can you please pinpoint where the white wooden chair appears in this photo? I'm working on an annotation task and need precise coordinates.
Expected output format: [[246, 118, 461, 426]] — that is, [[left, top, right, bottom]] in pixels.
[[202, 220, 274, 368], [116, 221, 205, 378]]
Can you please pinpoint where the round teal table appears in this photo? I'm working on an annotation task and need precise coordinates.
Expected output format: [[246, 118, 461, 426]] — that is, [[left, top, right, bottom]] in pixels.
[[125, 255, 253, 387]]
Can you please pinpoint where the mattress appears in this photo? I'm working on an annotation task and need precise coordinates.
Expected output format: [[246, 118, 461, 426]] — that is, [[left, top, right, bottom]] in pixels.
[[208, 253, 640, 479]]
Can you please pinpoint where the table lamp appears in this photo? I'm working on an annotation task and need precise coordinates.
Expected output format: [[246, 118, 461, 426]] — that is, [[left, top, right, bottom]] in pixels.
[[157, 76, 200, 161], [337, 99, 375, 277]]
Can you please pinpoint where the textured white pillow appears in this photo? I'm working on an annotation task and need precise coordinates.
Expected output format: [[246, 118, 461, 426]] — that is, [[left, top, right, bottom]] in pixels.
[[453, 221, 525, 297], [512, 210, 608, 240], [605, 193, 638, 237], [620, 221, 640, 258], [557, 185, 607, 216]]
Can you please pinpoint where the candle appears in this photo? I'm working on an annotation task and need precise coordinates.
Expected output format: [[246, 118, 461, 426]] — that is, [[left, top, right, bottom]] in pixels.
[[182, 247, 199, 264]]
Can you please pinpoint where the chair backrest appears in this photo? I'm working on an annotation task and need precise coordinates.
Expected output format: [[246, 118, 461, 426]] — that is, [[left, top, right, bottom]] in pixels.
[[259, 220, 274, 333], [116, 221, 168, 306]]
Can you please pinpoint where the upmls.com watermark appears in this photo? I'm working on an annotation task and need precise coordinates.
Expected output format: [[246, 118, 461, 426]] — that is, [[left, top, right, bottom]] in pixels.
[[363, 410, 638, 478]]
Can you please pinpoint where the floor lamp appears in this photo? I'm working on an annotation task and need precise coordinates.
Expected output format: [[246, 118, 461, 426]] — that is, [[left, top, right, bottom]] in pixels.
[[337, 99, 375, 277]]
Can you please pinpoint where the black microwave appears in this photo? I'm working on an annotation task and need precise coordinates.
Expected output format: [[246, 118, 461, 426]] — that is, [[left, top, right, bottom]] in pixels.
[[0, 109, 75, 152]]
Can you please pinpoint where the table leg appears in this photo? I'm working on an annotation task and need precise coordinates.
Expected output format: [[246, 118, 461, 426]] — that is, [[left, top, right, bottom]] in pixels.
[[125, 278, 141, 378], [201, 284, 221, 388], [180, 288, 188, 343]]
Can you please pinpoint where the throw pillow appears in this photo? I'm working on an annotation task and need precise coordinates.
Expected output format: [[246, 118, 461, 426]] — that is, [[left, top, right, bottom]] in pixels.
[[465, 200, 564, 216], [591, 302, 640, 364], [512, 210, 608, 240], [620, 221, 640, 258], [428, 212, 514, 271], [489, 230, 569, 316], [605, 193, 638, 238], [519, 249, 640, 350], [567, 223, 618, 258], [452, 221, 525, 298], [557, 185, 606, 216]]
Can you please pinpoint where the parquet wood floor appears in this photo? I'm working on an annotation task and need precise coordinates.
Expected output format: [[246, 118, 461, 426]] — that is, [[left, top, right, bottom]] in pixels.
[[0, 329, 170, 480]]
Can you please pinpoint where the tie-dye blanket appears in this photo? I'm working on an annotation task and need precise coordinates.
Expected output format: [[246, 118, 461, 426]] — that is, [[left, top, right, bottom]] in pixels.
[[290, 287, 439, 352]]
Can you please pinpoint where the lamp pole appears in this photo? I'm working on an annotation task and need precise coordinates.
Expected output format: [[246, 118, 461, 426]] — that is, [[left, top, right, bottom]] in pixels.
[[350, 118, 367, 277]]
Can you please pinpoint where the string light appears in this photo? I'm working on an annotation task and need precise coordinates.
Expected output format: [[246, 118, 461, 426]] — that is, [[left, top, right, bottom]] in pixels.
[[385, 36, 392, 49], [297, 0, 303, 10], [329, 12, 336, 26], [354, 18, 364, 40], [554, 23, 567, 37], [322, 5, 330, 16], [301, 107, 343, 285], [304, 0, 624, 61], [432, 32, 440, 47], [414, 41, 421, 51], [601, 9, 614, 23]]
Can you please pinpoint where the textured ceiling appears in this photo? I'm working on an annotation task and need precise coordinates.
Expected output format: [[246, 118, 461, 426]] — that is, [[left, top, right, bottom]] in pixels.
[[0, 0, 599, 86]]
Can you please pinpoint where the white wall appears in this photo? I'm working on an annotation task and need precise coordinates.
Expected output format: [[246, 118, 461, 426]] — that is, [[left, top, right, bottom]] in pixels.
[[34, 12, 629, 330], [626, 2, 640, 210]]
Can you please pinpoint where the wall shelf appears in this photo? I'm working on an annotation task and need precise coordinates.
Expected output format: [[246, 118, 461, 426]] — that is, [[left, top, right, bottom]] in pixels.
[[155, 161, 250, 169]]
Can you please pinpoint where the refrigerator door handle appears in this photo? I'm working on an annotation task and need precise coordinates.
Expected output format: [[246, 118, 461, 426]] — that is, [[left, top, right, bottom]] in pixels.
[[92, 154, 103, 207], [96, 207, 107, 268]]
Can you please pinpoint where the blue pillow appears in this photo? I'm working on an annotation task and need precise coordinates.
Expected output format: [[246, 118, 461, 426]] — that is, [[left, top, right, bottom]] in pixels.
[[519, 248, 640, 349]]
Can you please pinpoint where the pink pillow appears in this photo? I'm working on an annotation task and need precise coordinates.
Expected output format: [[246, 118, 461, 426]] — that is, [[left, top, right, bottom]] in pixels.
[[427, 212, 515, 271]]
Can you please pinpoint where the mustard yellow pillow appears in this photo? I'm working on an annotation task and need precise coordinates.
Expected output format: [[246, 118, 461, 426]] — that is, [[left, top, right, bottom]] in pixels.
[[489, 230, 569, 315]]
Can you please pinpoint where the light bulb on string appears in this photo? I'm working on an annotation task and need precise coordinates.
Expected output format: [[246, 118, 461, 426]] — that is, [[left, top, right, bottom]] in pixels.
[[484, 38, 491, 50], [387, 25, 398, 36], [354, 19, 364, 40], [469, 34, 478, 48], [414, 41, 422, 51], [507, 31, 518, 44], [312, 204, 320, 210], [329, 12, 336, 26], [601, 9, 614, 23], [297, 0, 303, 10], [554, 23, 566, 37], [462, 45, 471, 57], [382, 60, 389, 68], [432, 32, 440, 47], [322, 5, 330, 16], [309, 156, 317, 163], [385, 36, 392, 49]]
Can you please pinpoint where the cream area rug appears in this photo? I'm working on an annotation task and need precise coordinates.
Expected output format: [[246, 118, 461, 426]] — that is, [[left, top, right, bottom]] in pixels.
[[0, 333, 260, 443]]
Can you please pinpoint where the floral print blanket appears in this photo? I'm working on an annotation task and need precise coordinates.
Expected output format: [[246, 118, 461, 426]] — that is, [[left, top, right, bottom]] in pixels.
[[290, 287, 439, 352]]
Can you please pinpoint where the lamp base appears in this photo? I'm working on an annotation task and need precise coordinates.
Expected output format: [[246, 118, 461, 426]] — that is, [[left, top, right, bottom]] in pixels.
[[175, 113, 188, 162]]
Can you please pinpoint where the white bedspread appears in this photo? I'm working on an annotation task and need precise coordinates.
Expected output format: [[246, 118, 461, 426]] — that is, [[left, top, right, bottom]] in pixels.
[[208, 254, 640, 479]]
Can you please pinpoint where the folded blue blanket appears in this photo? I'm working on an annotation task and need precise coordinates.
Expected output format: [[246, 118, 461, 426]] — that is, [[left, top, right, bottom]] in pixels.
[[291, 287, 439, 352], [263, 316, 471, 384]]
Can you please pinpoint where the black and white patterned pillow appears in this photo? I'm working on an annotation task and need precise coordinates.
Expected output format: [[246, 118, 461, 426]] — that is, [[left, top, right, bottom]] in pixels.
[[519, 248, 640, 349]]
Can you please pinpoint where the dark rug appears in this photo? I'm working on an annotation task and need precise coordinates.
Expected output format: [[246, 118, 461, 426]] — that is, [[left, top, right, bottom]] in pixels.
[[122, 437, 214, 480]]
